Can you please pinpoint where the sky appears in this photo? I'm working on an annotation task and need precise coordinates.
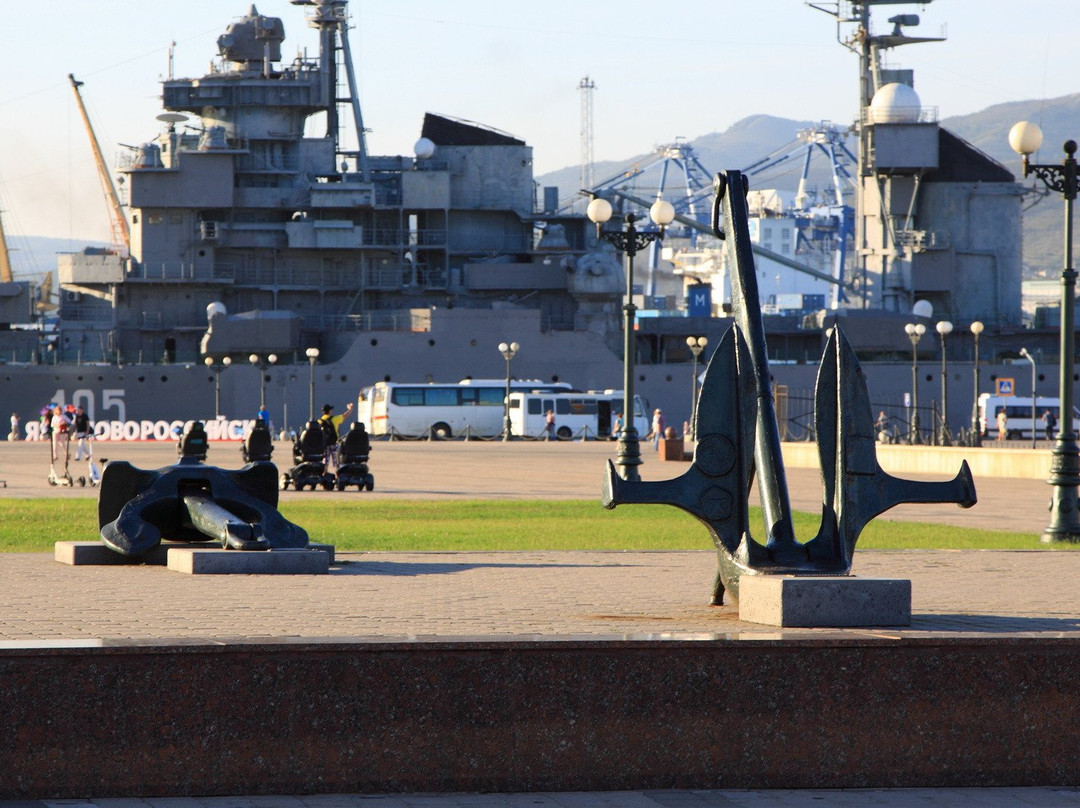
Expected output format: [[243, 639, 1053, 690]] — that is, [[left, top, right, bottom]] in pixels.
[[0, 0, 1075, 256]]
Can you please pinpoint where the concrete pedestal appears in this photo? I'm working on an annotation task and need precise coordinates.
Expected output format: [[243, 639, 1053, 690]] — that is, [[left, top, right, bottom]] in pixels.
[[739, 575, 911, 627], [167, 547, 329, 575]]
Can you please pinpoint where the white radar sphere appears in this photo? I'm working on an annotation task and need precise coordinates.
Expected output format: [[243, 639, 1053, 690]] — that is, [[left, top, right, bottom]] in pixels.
[[206, 302, 227, 321], [869, 83, 923, 124], [414, 138, 436, 159], [912, 299, 934, 319]]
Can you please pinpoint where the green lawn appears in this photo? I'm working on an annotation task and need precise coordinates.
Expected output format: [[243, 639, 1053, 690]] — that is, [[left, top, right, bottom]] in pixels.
[[0, 498, 1055, 553]]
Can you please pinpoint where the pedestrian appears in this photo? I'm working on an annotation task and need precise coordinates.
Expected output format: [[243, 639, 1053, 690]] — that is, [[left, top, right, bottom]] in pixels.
[[611, 412, 623, 440], [8, 412, 19, 441], [545, 409, 555, 440], [72, 406, 93, 460], [50, 404, 71, 462], [319, 401, 353, 469], [996, 407, 1007, 442], [875, 410, 890, 444], [651, 408, 666, 450], [1042, 409, 1057, 441]]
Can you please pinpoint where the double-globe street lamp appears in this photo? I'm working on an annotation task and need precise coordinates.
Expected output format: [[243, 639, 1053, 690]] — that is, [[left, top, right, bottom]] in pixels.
[[587, 197, 676, 482], [686, 336, 708, 442], [970, 321, 984, 447], [904, 322, 926, 444], [203, 355, 231, 419], [306, 347, 320, 420], [936, 320, 953, 446], [1009, 121, 1080, 542], [249, 353, 278, 414], [498, 341, 519, 441]]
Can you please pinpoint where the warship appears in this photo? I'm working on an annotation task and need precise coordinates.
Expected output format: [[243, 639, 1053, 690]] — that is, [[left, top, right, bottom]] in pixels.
[[0, 0, 1044, 441]]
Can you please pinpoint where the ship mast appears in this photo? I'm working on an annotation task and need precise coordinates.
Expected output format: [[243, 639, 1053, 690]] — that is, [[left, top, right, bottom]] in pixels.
[[292, 0, 370, 180]]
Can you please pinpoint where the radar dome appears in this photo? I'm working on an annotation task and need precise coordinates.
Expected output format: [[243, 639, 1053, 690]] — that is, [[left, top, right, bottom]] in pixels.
[[869, 83, 922, 124], [414, 138, 436, 159], [206, 302, 227, 321], [912, 299, 933, 319]]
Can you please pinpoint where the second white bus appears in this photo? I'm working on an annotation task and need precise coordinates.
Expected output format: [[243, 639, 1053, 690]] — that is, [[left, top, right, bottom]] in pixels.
[[508, 390, 649, 440]]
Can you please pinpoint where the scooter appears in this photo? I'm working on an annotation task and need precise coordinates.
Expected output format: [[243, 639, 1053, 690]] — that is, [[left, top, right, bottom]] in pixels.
[[47, 432, 74, 487], [79, 456, 104, 488]]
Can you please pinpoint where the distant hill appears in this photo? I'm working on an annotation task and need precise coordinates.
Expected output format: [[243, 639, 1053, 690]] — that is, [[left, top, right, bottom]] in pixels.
[[538, 95, 1080, 278]]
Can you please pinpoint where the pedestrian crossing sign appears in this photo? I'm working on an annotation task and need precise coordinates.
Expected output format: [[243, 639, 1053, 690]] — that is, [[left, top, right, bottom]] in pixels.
[[996, 378, 1015, 396]]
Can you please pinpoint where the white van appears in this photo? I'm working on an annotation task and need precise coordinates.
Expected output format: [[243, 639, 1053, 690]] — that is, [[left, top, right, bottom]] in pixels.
[[978, 394, 1080, 440]]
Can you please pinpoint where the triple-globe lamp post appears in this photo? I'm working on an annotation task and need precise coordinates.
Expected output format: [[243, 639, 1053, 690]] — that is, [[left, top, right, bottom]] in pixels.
[[587, 197, 676, 482], [686, 336, 708, 442], [1009, 120, 1080, 542], [498, 341, 519, 441], [904, 322, 926, 445]]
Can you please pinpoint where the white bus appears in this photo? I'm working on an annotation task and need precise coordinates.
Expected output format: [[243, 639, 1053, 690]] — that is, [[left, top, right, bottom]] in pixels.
[[508, 390, 649, 440], [978, 393, 1080, 440], [360, 379, 573, 439]]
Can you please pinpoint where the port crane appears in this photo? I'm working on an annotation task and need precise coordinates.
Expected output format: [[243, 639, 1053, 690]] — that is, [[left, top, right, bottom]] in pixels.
[[68, 74, 130, 258]]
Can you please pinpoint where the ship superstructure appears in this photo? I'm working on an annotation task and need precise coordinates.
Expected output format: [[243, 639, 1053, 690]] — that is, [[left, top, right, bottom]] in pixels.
[[56, 1, 610, 367]]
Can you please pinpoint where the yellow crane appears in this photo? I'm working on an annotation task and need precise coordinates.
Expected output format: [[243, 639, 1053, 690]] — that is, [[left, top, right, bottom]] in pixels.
[[68, 74, 130, 257], [0, 207, 13, 283]]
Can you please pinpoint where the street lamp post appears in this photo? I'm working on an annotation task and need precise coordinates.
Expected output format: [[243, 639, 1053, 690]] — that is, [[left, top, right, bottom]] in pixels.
[[970, 321, 984, 447], [203, 355, 231, 419], [904, 322, 926, 445], [587, 197, 676, 481], [936, 320, 953, 445], [1010, 121, 1080, 542], [1020, 347, 1037, 450], [306, 347, 320, 420], [498, 341, 519, 441], [686, 336, 708, 442], [249, 353, 277, 414]]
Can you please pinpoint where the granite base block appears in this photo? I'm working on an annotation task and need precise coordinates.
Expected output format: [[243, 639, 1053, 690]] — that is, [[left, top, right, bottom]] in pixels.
[[5, 638, 1080, 797], [57, 540, 336, 567], [739, 575, 911, 627], [167, 547, 329, 574], [56, 540, 176, 566]]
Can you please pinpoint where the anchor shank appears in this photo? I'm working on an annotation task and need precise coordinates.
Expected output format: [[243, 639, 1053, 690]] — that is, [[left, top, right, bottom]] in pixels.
[[182, 491, 255, 545], [721, 171, 797, 548]]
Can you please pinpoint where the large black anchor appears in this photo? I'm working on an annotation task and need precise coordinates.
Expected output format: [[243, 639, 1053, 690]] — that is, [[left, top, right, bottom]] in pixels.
[[603, 170, 976, 605], [98, 422, 309, 557]]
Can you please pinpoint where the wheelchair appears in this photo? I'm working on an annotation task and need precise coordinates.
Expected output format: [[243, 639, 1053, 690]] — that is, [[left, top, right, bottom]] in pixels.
[[242, 418, 274, 463], [334, 422, 374, 491], [279, 420, 335, 491]]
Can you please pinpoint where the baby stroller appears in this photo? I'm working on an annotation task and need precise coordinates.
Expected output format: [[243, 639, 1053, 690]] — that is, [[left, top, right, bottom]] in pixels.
[[280, 420, 334, 491], [335, 422, 374, 491], [241, 419, 274, 464]]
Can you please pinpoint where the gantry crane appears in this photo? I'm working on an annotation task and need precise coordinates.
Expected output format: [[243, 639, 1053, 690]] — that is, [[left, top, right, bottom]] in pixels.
[[68, 74, 130, 257]]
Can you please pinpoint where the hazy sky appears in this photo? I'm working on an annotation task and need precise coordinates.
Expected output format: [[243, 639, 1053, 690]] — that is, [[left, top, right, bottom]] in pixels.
[[0, 0, 1074, 256]]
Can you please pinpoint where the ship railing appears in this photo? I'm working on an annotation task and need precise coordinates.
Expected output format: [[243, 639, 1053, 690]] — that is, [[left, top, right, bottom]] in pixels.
[[861, 106, 939, 125], [363, 266, 448, 290], [300, 311, 431, 332], [128, 262, 216, 281]]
